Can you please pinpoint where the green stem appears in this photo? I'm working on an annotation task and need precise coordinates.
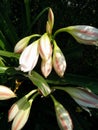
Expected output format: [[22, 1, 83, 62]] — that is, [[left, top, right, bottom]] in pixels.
[[26, 7, 50, 35], [29, 34, 41, 39], [50, 94, 58, 106], [52, 86, 65, 91], [50, 94, 55, 102], [53, 27, 68, 39], [25, 89, 37, 99], [29, 92, 39, 104]]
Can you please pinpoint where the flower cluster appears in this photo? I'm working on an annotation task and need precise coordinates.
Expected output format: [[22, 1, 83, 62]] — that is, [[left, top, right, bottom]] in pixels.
[[15, 8, 66, 78], [1, 7, 98, 130]]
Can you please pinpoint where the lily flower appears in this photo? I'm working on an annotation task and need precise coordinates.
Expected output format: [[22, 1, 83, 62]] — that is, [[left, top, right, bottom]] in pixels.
[[19, 40, 39, 72], [64, 87, 98, 110], [0, 85, 16, 100], [65, 25, 98, 46], [51, 95, 73, 130], [39, 33, 52, 61], [41, 57, 52, 78], [53, 40, 66, 77]]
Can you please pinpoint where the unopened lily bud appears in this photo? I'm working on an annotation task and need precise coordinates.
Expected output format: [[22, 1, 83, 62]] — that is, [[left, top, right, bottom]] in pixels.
[[48, 8, 54, 31], [65, 25, 98, 46], [51, 95, 73, 130], [8, 97, 27, 122], [46, 21, 52, 34], [11, 100, 32, 130], [8, 89, 37, 122], [14, 36, 31, 53], [64, 87, 98, 109], [11, 93, 38, 130], [39, 33, 52, 60], [0, 85, 16, 100], [19, 40, 39, 72], [53, 41, 66, 77], [41, 57, 52, 78]]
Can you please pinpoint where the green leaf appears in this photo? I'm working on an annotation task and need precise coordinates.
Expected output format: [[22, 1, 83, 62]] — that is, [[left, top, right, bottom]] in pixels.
[[47, 73, 98, 94], [28, 71, 51, 97], [0, 57, 5, 67], [0, 67, 8, 73], [0, 50, 20, 59], [0, 11, 18, 46], [26, 7, 50, 35]]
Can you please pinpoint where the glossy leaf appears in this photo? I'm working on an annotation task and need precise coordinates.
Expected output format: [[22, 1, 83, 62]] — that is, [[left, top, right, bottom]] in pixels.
[[28, 71, 51, 96]]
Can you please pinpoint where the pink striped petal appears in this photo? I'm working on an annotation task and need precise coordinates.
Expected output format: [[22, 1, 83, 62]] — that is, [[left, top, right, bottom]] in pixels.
[[41, 57, 52, 78], [11, 101, 32, 130], [66, 25, 98, 46], [53, 41, 66, 77], [0, 85, 16, 100], [65, 87, 98, 108], [52, 96, 73, 130], [39, 33, 52, 60]]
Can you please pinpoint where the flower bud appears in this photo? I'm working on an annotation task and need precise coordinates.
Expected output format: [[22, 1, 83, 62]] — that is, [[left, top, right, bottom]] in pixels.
[[19, 40, 39, 72], [8, 89, 37, 122], [8, 97, 27, 122], [14, 36, 31, 53], [64, 87, 98, 109], [41, 57, 52, 78], [48, 8, 54, 31], [39, 33, 52, 60], [53, 41, 66, 77], [10, 92, 38, 130], [66, 25, 98, 46], [46, 21, 52, 34], [11, 100, 32, 130], [51, 95, 73, 130], [0, 85, 16, 100]]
